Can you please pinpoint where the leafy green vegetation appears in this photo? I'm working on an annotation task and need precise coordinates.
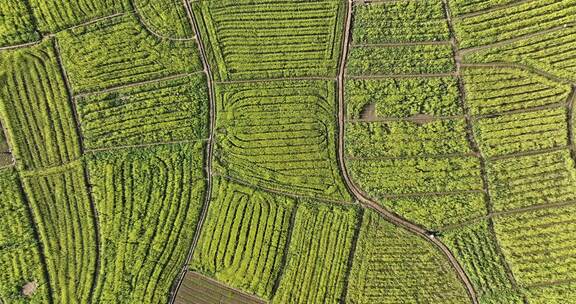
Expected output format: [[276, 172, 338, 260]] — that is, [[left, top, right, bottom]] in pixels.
[[347, 45, 455, 76], [345, 78, 462, 119], [57, 14, 202, 93], [88, 143, 206, 303], [0, 168, 49, 304], [352, 0, 449, 44], [0, 40, 81, 171], [133, 0, 193, 39], [214, 80, 350, 201], [347, 210, 470, 304], [28, 0, 128, 33], [191, 178, 295, 299], [191, 0, 344, 81], [0, 0, 38, 46], [442, 221, 524, 304], [77, 74, 208, 149], [272, 202, 358, 304]]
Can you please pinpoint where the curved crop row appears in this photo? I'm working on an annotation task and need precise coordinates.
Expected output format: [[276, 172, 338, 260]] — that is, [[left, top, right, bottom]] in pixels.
[[88, 143, 206, 303], [191, 178, 295, 299], [214, 80, 350, 201], [0, 168, 49, 303], [133, 0, 193, 39], [57, 14, 202, 93]]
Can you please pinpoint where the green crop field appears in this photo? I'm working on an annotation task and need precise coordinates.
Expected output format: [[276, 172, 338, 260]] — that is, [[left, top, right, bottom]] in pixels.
[[1, 0, 576, 303]]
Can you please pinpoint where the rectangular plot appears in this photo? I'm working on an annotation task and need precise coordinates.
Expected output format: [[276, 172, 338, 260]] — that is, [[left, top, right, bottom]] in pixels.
[[273, 202, 358, 304], [191, 178, 295, 299], [349, 156, 483, 197], [0, 0, 39, 46], [57, 14, 202, 93], [347, 45, 455, 76], [352, 1, 449, 44], [214, 80, 350, 201], [474, 108, 568, 157], [346, 119, 471, 158], [192, 0, 344, 81], [345, 77, 462, 119], [382, 193, 486, 230], [494, 204, 576, 287], [0, 40, 82, 171], [175, 272, 265, 304], [29, 0, 128, 33], [487, 150, 576, 211], [77, 74, 208, 149], [88, 143, 206, 303]]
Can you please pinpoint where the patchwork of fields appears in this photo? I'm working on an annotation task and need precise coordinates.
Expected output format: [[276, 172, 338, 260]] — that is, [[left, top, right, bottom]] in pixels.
[[0, 0, 575, 303]]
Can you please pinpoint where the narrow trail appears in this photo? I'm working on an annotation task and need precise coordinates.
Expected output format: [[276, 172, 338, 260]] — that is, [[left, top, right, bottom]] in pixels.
[[169, 1, 216, 302], [442, 1, 525, 302], [337, 1, 478, 303], [566, 86, 576, 168], [53, 37, 102, 304]]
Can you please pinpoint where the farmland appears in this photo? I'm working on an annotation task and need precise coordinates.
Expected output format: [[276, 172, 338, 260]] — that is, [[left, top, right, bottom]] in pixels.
[[1, 0, 576, 302]]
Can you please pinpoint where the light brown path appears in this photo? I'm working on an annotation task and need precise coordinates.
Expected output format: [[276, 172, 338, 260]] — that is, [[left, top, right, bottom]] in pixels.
[[169, 1, 217, 302], [337, 1, 478, 303]]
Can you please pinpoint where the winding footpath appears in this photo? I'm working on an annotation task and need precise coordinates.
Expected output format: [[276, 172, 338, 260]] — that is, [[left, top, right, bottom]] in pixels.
[[336, 1, 478, 303], [169, 1, 216, 302]]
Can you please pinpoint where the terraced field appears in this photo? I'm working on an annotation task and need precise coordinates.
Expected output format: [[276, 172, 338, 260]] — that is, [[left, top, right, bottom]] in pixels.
[[1, 0, 576, 303]]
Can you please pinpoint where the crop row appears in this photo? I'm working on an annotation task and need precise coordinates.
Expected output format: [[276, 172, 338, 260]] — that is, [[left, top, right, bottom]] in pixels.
[[447, 0, 520, 16], [77, 74, 209, 150], [462, 66, 573, 116], [0, 40, 81, 171], [0, 168, 50, 303], [191, 178, 295, 299], [134, 0, 193, 39], [22, 163, 97, 304], [175, 272, 265, 304], [442, 220, 524, 304], [28, 0, 128, 33], [57, 14, 202, 94], [88, 143, 206, 303], [347, 45, 455, 76], [454, 0, 576, 48], [191, 0, 344, 81], [474, 107, 568, 157], [345, 78, 462, 119], [487, 149, 576, 211], [463, 25, 576, 83], [347, 210, 470, 304], [493, 204, 576, 287], [272, 202, 358, 304], [352, 0, 449, 44], [0, 0, 39, 46], [214, 80, 350, 201]]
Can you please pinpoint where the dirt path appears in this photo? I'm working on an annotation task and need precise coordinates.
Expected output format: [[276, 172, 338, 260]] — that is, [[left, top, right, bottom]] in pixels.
[[169, 1, 216, 302], [337, 1, 478, 303], [567, 86, 576, 168]]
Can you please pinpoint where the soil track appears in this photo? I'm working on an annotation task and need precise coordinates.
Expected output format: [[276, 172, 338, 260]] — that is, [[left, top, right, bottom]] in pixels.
[[336, 1, 478, 303], [169, 1, 216, 302]]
